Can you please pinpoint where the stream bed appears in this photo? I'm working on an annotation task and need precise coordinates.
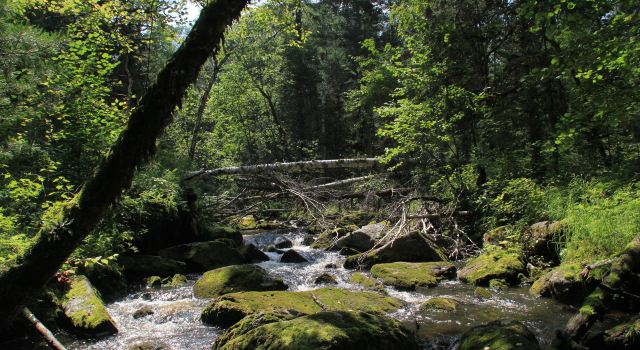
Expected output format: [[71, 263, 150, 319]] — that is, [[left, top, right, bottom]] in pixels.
[[61, 229, 573, 350]]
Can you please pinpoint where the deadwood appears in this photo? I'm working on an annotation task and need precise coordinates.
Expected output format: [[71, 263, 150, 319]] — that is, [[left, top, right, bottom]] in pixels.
[[22, 308, 67, 350], [0, 0, 248, 330]]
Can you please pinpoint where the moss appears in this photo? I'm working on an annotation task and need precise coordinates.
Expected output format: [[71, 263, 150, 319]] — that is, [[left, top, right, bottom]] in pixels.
[[459, 320, 541, 350], [370, 262, 455, 290], [489, 279, 509, 291], [146, 276, 162, 289], [350, 273, 380, 290], [238, 215, 257, 230], [168, 273, 187, 287], [457, 246, 525, 286], [310, 227, 351, 250], [201, 287, 404, 327], [474, 287, 492, 299], [61, 276, 117, 336], [193, 265, 287, 298], [213, 311, 301, 349], [314, 273, 338, 285], [420, 297, 459, 312]]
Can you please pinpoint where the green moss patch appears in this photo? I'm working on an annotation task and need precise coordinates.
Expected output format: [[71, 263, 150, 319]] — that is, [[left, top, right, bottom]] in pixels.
[[420, 297, 459, 312], [370, 262, 455, 290], [459, 320, 541, 350], [457, 247, 525, 286], [60, 275, 118, 337], [193, 265, 287, 298]]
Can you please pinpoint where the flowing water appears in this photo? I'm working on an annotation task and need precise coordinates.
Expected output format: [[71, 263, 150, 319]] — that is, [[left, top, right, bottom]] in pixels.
[[61, 229, 573, 350]]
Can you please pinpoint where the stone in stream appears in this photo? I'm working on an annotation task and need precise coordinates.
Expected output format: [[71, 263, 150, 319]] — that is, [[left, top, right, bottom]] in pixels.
[[201, 287, 404, 327], [274, 237, 293, 249], [118, 254, 187, 278], [76, 260, 127, 302], [474, 287, 492, 299], [301, 235, 315, 246], [529, 262, 604, 305], [458, 320, 541, 350], [314, 272, 338, 285], [457, 246, 525, 286], [146, 276, 162, 289], [343, 230, 448, 269], [212, 311, 420, 350], [133, 306, 155, 319], [324, 263, 338, 269], [370, 262, 456, 290], [280, 249, 308, 263], [420, 297, 460, 312], [239, 243, 270, 263], [238, 215, 257, 230], [310, 226, 354, 250], [59, 275, 118, 337], [335, 222, 388, 252], [585, 317, 640, 350], [157, 240, 245, 272], [350, 272, 384, 291], [193, 265, 288, 298], [129, 341, 170, 350], [339, 246, 361, 256], [162, 273, 188, 288]]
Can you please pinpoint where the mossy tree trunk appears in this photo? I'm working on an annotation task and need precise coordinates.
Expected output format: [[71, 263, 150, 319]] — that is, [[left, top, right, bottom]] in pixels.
[[0, 0, 248, 331]]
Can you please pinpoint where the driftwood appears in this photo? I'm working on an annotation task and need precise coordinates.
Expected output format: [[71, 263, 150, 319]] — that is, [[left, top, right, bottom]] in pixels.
[[0, 0, 249, 330], [22, 308, 67, 350]]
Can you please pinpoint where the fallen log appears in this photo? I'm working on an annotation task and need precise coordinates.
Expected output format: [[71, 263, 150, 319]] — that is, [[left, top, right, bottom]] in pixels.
[[22, 308, 67, 350], [183, 158, 381, 181]]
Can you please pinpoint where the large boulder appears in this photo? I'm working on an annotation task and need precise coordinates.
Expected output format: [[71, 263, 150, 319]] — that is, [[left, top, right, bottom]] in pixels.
[[344, 231, 447, 269], [59, 275, 118, 337], [76, 261, 127, 302], [199, 225, 244, 247], [157, 241, 244, 272], [522, 221, 565, 264], [239, 244, 270, 263], [213, 311, 420, 350], [274, 237, 293, 249], [310, 227, 353, 250], [370, 262, 456, 290], [201, 287, 404, 328], [458, 320, 541, 350], [334, 222, 388, 252], [420, 297, 460, 312], [457, 247, 525, 286], [117, 254, 187, 278], [280, 250, 308, 263], [193, 265, 288, 298], [529, 263, 604, 305]]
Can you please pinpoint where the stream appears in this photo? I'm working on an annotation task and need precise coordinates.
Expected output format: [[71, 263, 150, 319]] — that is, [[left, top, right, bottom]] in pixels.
[[62, 229, 573, 350]]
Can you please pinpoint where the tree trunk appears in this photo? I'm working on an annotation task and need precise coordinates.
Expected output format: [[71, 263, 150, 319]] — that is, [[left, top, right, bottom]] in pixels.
[[0, 0, 248, 331]]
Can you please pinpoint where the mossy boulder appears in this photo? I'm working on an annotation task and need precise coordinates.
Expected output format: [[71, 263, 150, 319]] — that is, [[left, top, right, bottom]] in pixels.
[[59, 275, 118, 337], [146, 276, 162, 289], [213, 311, 420, 350], [311, 227, 352, 250], [489, 279, 509, 291], [335, 222, 388, 252], [240, 244, 270, 263], [194, 265, 287, 298], [474, 287, 492, 299], [483, 226, 519, 247], [529, 263, 603, 305], [350, 273, 383, 291], [370, 262, 455, 290], [201, 287, 404, 327], [200, 225, 243, 247], [585, 317, 640, 350], [420, 297, 459, 312], [213, 311, 301, 349], [76, 261, 127, 302], [280, 250, 308, 263], [164, 273, 188, 287], [238, 215, 258, 230], [458, 320, 541, 350], [314, 273, 338, 285], [522, 221, 565, 264], [344, 231, 447, 269], [457, 247, 525, 286], [117, 254, 187, 278], [158, 240, 245, 272], [133, 306, 154, 319]]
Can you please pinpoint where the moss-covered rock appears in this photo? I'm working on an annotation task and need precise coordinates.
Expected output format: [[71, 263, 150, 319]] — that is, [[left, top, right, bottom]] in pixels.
[[158, 241, 245, 272], [344, 231, 447, 269], [420, 297, 459, 312], [585, 317, 640, 350], [458, 320, 541, 350], [117, 254, 187, 278], [529, 263, 603, 305], [213, 311, 301, 349], [522, 221, 564, 264], [489, 279, 509, 291], [201, 287, 404, 327], [310, 227, 352, 250], [314, 273, 338, 285], [133, 306, 154, 319], [77, 261, 127, 302], [483, 226, 519, 247], [350, 273, 383, 291], [213, 311, 419, 350], [240, 244, 270, 263], [238, 215, 257, 230], [194, 265, 287, 299], [59, 275, 118, 337], [474, 287, 492, 299], [200, 225, 244, 246], [370, 262, 455, 290], [166, 273, 188, 287], [335, 222, 388, 252], [146, 276, 162, 289], [457, 247, 525, 286]]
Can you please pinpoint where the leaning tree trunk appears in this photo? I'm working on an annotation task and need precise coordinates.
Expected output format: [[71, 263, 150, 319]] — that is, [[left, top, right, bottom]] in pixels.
[[0, 0, 248, 331]]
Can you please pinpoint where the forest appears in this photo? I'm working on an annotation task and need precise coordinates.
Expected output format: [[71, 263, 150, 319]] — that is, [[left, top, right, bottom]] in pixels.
[[0, 0, 639, 349]]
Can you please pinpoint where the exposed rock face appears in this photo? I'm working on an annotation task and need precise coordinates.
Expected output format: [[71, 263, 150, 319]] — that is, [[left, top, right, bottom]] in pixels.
[[335, 222, 388, 252], [201, 287, 404, 328], [344, 231, 447, 269], [118, 254, 187, 278], [193, 265, 287, 298], [280, 249, 308, 263], [457, 247, 525, 286], [213, 311, 420, 350], [59, 275, 118, 337], [522, 221, 565, 264], [529, 263, 603, 305], [370, 262, 456, 290], [157, 241, 245, 272], [458, 320, 541, 350]]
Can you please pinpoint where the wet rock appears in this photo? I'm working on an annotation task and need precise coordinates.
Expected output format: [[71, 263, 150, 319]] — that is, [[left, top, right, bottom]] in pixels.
[[164, 273, 188, 288], [301, 235, 315, 246], [489, 278, 509, 291], [59, 275, 118, 337], [158, 241, 245, 272], [457, 247, 525, 286], [118, 254, 187, 278], [280, 249, 308, 263], [314, 273, 338, 285], [370, 262, 456, 290], [310, 227, 353, 250], [585, 317, 640, 350], [339, 246, 361, 256], [274, 237, 293, 249], [325, 263, 338, 269], [132, 306, 154, 319], [213, 311, 301, 349], [420, 297, 459, 312], [350, 273, 383, 291], [213, 311, 420, 350], [76, 261, 127, 302], [335, 222, 388, 252], [199, 225, 243, 247], [530, 263, 603, 305], [146, 276, 162, 289], [474, 287, 492, 299], [239, 244, 269, 263], [264, 245, 281, 253], [129, 341, 169, 350], [201, 287, 404, 327], [344, 231, 447, 269], [458, 320, 541, 350], [522, 221, 565, 264], [193, 265, 287, 298], [238, 215, 257, 230]]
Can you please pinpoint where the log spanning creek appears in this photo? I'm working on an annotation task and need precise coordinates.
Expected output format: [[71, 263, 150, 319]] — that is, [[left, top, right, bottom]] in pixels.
[[60, 229, 572, 350]]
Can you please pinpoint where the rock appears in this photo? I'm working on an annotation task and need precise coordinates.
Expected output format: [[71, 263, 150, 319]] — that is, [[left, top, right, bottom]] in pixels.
[[585, 317, 640, 350], [239, 244, 270, 263], [350, 273, 383, 291], [338, 211, 375, 227], [146, 276, 162, 289], [158, 241, 245, 272], [314, 273, 338, 285], [489, 278, 509, 291], [264, 245, 280, 253], [458, 320, 541, 350], [301, 236, 315, 246], [76, 261, 127, 302], [274, 237, 293, 249], [128, 341, 169, 350], [201, 287, 404, 327], [335, 222, 388, 252], [131, 204, 199, 254], [529, 263, 603, 305], [193, 265, 287, 298], [213, 311, 420, 350], [344, 231, 447, 269], [199, 225, 243, 247], [474, 287, 492, 299], [238, 215, 257, 230], [522, 221, 565, 264], [280, 249, 308, 263], [118, 254, 187, 278], [59, 275, 118, 337], [256, 220, 289, 230], [420, 297, 459, 312], [370, 262, 456, 290], [483, 226, 517, 247], [339, 247, 361, 256], [457, 247, 525, 286], [213, 311, 301, 349], [325, 263, 338, 269], [132, 306, 154, 319], [310, 227, 352, 250], [166, 273, 188, 287]]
